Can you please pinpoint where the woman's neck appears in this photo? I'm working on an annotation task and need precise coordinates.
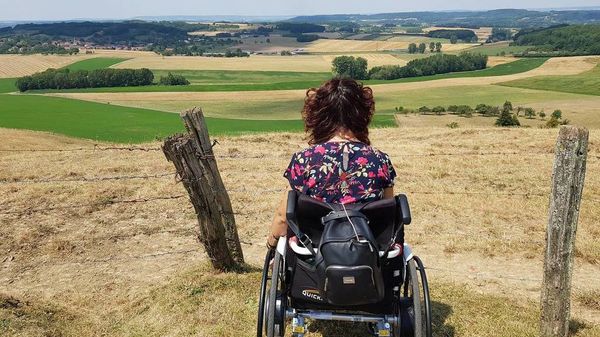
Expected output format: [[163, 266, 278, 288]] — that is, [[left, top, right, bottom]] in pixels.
[[328, 132, 359, 143]]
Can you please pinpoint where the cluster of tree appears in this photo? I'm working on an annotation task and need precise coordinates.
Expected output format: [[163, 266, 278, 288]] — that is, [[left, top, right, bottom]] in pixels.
[[487, 28, 513, 42], [275, 22, 325, 34], [407, 42, 441, 53], [397, 101, 569, 128], [512, 24, 600, 56], [148, 38, 241, 56], [325, 22, 360, 33], [296, 34, 320, 42], [280, 50, 293, 56], [332, 56, 369, 80], [158, 72, 190, 86], [16, 68, 154, 91], [368, 53, 487, 80], [0, 36, 79, 55], [427, 29, 477, 43]]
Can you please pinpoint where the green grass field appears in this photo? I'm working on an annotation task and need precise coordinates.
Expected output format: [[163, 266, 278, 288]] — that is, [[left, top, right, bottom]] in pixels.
[[0, 94, 395, 142], [375, 83, 588, 110], [32, 58, 546, 94], [0, 78, 16, 93], [499, 64, 600, 96], [463, 42, 532, 56], [63, 57, 129, 71]]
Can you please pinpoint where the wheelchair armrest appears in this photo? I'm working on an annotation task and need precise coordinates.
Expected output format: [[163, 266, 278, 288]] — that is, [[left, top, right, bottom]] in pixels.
[[286, 190, 298, 222], [395, 194, 411, 225]]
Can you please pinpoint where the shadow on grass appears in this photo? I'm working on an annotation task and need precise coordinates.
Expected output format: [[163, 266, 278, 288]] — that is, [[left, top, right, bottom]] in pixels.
[[569, 318, 588, 335], [304, 300, 454, 337]]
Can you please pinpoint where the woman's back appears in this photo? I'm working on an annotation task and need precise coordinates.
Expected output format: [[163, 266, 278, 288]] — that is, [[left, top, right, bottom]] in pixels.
[[284, 141, 396, 204]]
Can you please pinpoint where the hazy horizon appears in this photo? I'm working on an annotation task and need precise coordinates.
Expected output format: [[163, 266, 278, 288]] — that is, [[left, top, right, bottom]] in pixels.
[[1, 0, 600, 22]]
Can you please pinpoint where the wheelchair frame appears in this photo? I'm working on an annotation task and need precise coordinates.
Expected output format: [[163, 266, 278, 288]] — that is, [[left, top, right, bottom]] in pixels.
[[257, 193, 432, 337]]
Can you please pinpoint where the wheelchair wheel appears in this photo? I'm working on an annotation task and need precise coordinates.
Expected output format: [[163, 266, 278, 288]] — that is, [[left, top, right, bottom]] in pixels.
[[395, 258, 422, 337], [413, 256, 432, 337], [256, 249, 274, 337], [264, 250, 287, 337]]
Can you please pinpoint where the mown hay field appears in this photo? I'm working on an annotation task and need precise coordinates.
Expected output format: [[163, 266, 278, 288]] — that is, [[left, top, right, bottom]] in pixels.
[[303, 38, 477, 53], [112, 53, 408, 72], [0, 126, 599, 336], [0, 54, 88, 78]]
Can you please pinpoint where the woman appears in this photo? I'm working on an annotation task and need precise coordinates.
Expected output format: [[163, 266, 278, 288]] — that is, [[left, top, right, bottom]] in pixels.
[[266, 78, 396, 249]]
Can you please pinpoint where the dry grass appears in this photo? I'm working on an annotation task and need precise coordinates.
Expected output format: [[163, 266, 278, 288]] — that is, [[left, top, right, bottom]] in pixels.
[[112, 53, 406, 72], [0, 50, 155, 78], [0, 126, 599, 336], [0, 55, 87, 78], [303, 38, 477, 53]]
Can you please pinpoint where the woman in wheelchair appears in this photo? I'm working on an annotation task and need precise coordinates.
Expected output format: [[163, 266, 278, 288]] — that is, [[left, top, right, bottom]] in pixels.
[[258, 78, 431, 337]]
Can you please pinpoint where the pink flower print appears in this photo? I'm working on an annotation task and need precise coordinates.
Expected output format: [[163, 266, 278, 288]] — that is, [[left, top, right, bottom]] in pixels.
[[314, 145, 326, 155], [356, 157, 368, 166], [307, 177, 316, 188], [304, 150, 312, 156], [377, 166, 388, 179], [339, 195, 356, 204], [368, 171, 376, 178], [294, 164, 303, 177]]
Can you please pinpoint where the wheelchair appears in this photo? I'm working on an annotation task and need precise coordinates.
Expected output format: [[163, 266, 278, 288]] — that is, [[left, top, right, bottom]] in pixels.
[[257, 191, 431, 337]]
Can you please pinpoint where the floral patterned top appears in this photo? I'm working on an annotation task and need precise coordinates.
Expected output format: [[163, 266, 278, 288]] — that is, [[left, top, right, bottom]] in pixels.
[[284, 141, 396, 204]]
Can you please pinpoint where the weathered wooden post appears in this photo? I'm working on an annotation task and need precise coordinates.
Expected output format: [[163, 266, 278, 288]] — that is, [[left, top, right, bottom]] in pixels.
[[162, 107, 244, 270], [540, 126, 588, 337]]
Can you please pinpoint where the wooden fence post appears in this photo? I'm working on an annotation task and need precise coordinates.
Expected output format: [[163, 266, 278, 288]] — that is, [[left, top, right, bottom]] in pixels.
[[540, 126, 588, 337], [162, 107, 244, 270]]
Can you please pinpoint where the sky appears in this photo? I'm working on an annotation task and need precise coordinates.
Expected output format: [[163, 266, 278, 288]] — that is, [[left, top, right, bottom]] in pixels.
[[1, 0, 600, 21]]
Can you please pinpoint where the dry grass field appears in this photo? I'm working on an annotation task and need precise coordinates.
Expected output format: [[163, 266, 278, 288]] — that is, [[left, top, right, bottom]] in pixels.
[[303, 38, 477, 53], [111, 53, 407, 72], [0, 50, 155, 78], [0, 55, 89, 78], [1, 126, 599, 336]]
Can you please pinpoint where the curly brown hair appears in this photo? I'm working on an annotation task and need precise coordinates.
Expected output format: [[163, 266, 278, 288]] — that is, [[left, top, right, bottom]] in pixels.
[[302, 78, 375, 145]]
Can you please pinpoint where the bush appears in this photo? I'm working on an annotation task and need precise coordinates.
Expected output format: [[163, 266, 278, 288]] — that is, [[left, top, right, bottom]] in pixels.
[[447, 122, 459, 129], [455, 105, 473, 115], [545, 117, 561, 128], [551, 109, 562, 120], [432, 106, 446, 114], [296, 34, 319, 43], [418, 106, 431, 113], [158, 72, 190, 86], [524, 107, 536, 119], [280, 50, 292, 56], [332, 56, 368, 80], [495, 110, 521, 127], [447, 105, 458, 112], [539, 111, 546, 119]]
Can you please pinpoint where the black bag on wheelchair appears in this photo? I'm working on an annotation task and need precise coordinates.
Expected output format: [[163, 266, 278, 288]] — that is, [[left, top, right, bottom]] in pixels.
[[316, 208, 385, 306]]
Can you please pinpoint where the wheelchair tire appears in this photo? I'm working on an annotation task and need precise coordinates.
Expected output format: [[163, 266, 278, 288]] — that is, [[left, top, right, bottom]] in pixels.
[[257, 249, 274, 337], [265, 251, 286, 337], [396, 258, 422, 337], [413, 255, 432, 337]]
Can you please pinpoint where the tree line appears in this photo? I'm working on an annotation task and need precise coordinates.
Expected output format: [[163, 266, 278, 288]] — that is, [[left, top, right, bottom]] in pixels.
[[367, 53, 487, 80], [512, 24, 600, 56], [16, 68, 155, 91], [426, 29, 478, 43]]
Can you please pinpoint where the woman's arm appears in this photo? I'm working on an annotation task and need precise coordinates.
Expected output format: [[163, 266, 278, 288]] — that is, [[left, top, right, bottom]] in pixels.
[[383, 187, 394, 199], [267, 191, 289, 248]]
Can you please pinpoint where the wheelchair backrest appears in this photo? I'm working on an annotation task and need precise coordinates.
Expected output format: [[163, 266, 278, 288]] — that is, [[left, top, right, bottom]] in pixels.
[[286, 190, 410, 248]]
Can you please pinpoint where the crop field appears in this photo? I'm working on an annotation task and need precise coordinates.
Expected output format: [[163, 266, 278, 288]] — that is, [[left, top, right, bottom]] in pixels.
[[64, 57, 129, 71], [303, 38, 477, 52], [0, 54, 89, 78], [500, 63, 600, 96], [112, 53, 408, 72], [1, 127, 599, 336], [465, 41, 531, 56]]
